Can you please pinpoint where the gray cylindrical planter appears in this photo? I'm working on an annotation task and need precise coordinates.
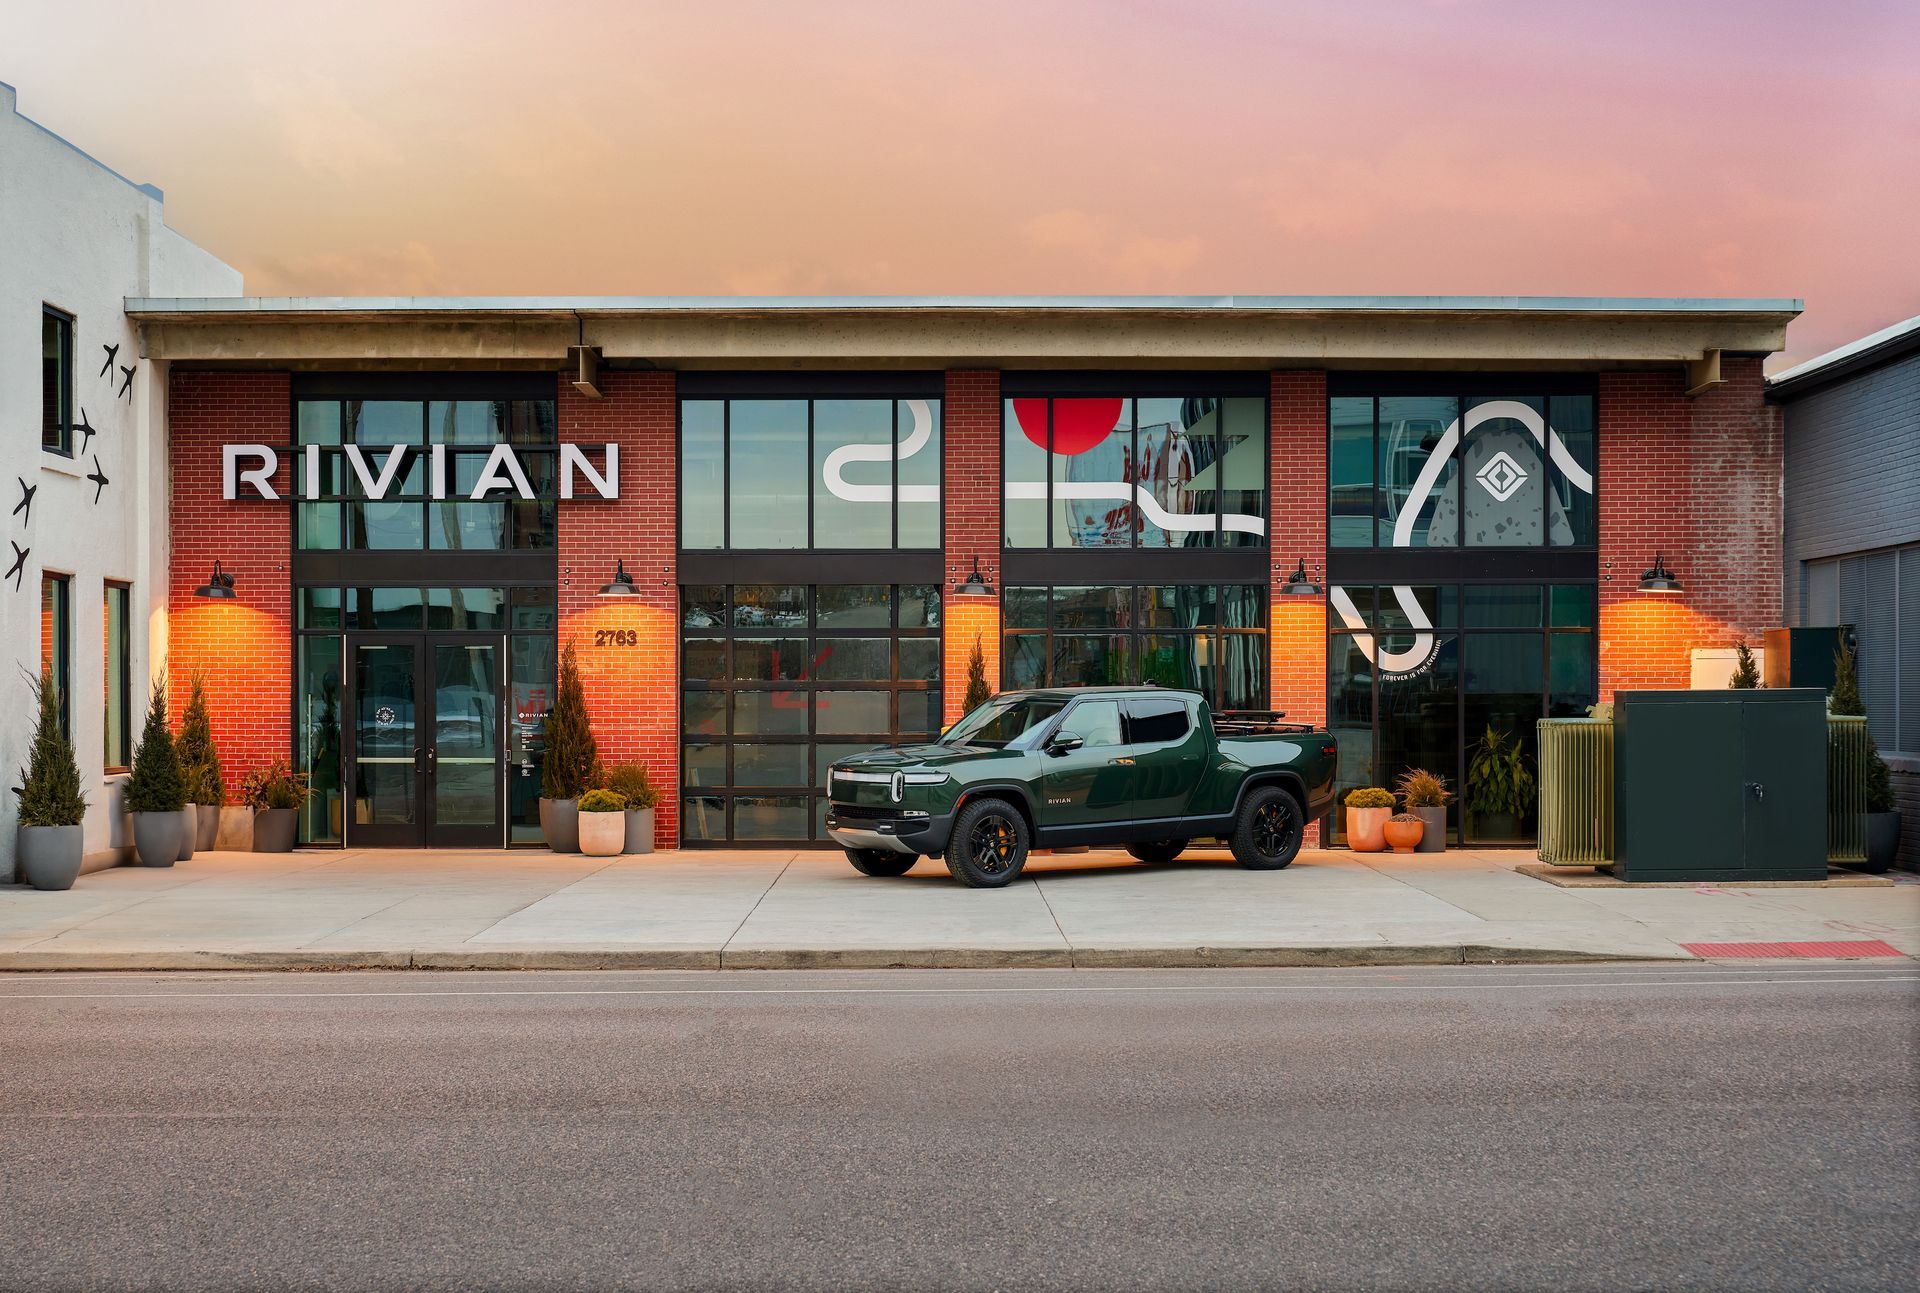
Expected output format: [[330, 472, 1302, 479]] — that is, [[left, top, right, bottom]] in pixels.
[[1413, 805, 1447, 853], [1860, 811, 1902, 874], [18, 825, 83, 891], [623, 807, 656, 855], [195, 804, 220, 852], [176, 806, 198, 861], [539, 798, 580, 853], [253, 808, 297, 853], [132, 812, 179, 867]]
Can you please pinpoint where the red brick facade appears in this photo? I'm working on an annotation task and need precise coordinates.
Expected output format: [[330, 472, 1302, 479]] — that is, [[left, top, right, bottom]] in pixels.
[[1596, 358, 1781, 698], [556, 370, 679, 846], [941, 370, 1002, 723], [166, 371, 294, 786]]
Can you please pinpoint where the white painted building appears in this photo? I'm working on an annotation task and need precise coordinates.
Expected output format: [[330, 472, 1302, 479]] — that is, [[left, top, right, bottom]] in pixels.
[[0, 82, 240, 880]]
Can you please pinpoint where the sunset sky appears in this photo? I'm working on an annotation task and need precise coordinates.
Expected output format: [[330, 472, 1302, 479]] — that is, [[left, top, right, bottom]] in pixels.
[[5, 0, 1916, 367]]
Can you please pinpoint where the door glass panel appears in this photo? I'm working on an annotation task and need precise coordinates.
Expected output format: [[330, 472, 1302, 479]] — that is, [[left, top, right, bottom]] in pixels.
[[434, 643, 497, 829], [354, 644, 418, 826], [1059, 700, 1124, 748], [1463, 632, 1544, 842], [1379, 635, 1460, 843], [816, 691, 891, 734], [299, 636, 345, 844], [509, 636, 553, 843]]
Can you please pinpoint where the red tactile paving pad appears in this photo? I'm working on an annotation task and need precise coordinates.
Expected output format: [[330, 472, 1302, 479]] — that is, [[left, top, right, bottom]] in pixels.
[[1682, 940, 1906, 959]]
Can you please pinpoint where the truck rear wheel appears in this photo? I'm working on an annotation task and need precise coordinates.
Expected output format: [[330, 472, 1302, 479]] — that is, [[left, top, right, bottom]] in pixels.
[[845, 848, 916, 877], [944, 798, 1030, 888], [1126, 840, 1187, 865], [1231, 786, 1303, 870]]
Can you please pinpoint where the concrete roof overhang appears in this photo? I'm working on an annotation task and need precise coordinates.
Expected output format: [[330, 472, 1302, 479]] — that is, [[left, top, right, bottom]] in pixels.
[[124, 294, 1802, 372]]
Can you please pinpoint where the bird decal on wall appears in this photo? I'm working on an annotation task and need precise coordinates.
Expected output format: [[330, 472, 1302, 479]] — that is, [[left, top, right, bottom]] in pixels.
[[100, 342, 119, 379], [75, 408, 97, 455], [118, 364, 136, 401], [5, 542, 27, 592], [87, 457, 110, 505], [12, 478, 34, 525]]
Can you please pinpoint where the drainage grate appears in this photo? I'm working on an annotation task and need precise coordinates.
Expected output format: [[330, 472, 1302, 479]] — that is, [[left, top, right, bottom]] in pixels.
[[1681, 939, 1906, 959]]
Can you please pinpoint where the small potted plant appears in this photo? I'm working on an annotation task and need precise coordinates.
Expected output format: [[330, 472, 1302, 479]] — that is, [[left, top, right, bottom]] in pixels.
[[177, 671, 224, 854], [575, 788, 628, 857], [1466, 724, 1534, 841], [1861, 735, 1901, 873], [604, 762, 659, 855], [1383, 813, 1425, 854], [14, 669, 87, 890], [1344, 786, 1395, 852], [126, 677, 188, 866], [239, 760, 311, 853], [539, 640, 602, 853], [1395, 767, 1451, 853]]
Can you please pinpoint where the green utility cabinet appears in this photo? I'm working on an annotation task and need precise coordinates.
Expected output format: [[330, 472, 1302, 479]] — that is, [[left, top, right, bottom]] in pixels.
[[1613, 689, 1828, 882]]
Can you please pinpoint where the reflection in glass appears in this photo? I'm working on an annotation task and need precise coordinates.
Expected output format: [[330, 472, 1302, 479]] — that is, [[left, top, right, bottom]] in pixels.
[[1140, 635, 1202, 690], [1003, 399, 1049, 547], [897, 399, 941, 548], [1548, 395, 1597, 546], [1217, 633, 1267, 712], [1461, 396, 1549, 547], [1052, 635, 1131, 686], [729, 400, 808, 548], [733, 796, 809, 840], [509, 636, 554, 843], [682, 691, 726, 736], [1054, 586, 1131, 629], [898, 638, 940, 682], [680, 400, 725, 549], [434, 643, 498, 827], [1381, 396, 1458, 549], [353, 644, 417, 826], [1326, 634, 1375, 844], [683, 744, 727, 786], [732, 744, 808, 787], [1463, 632, 1544, 841], [815, 691, 892, 734], [734, 691, 806, 735], [1002, 586, 1048, 630], [1004, 634, 1046, 689], [1378, 635, 1459, 845], [1217, 398, 1266, 549], [816, 585, 890, 627], [813, 400, 895, 549], [1329, 397, 1375, 548], [815, 638, 890, 681], [1135, 397, 1209, 549], [1052, 398, 1132, 549], [732, 584, 807, 628], [731, 638, 809, 682], [900, 585, 941, 628], [682, 796, 726, 840], [298, 636, 345, 844], [681, 585, 726, 628]]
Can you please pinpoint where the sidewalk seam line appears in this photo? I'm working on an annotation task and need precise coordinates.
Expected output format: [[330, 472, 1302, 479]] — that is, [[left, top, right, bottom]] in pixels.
[[717, 852, 797, 967], [1029, 875, 1077, 968], [456, 856, 622, 946]]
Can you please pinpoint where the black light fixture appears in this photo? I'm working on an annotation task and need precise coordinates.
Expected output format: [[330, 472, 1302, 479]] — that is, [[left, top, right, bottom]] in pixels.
[[598, 558, 639, 597], [194, 560, 236, 599], [1279, 558, 1320, 596], [1638, 553, 1683, 594], [954, 555, 995, 597]]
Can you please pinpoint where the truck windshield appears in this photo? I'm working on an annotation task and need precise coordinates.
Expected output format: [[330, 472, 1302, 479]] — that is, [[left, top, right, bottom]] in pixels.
[[940, 697, 1066, 749]]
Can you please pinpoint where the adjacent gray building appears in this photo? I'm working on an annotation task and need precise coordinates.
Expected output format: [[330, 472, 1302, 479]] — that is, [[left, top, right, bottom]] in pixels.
[[1773, 315, 1920, 868]]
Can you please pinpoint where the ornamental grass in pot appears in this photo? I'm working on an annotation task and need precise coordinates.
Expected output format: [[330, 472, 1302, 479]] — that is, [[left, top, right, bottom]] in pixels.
[[539, 640, 601, 854], [576, 789, 628, 857], [239, 760, 310, 853], [14, 669, 87, 890], [1395, 767, 1451, 853], [178, 671, 225, 853], [126, 677, 188, 867], [604, 762, 659, 855], [1344, 787, 1394, 852]]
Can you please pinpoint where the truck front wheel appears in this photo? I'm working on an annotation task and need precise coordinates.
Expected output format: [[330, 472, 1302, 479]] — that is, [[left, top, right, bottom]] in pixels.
[[1231, 786, 1303, 870], [944, 798, 1031, 888]]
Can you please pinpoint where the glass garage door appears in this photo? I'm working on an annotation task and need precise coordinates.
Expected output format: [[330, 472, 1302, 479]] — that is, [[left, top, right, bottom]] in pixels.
[[680, 584, 943, 846]]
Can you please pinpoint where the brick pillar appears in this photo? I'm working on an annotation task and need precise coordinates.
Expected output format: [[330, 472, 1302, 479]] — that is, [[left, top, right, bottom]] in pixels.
[[1268, 370, 1329, 842], [943, 370, 1002, 722], [557, 370, 679, 846], [167, 371, 294, 784], [1596, 359, 1780, 700]]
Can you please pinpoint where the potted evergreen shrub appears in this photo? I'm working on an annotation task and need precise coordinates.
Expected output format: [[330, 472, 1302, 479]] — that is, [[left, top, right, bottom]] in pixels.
[[1729, 640, 1762, 689], [14, 669, 88, 890], [605, 761, 659, 855], [962, 633, 993, 717], [1832, 639, 1901, 872], [1466, 723, 1535, 841], [1395, 767, 1451, 853], [239, 760, 310, 853], [575, 788, 628, 857], [1344, 786, 1394, 852], [539, 639, 602, 853], [177, 671, 224, 854], [126, 677, 188, 866]]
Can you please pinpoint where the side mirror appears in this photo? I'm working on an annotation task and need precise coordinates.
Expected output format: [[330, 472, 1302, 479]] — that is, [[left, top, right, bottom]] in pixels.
[[1046, 732, 1084, 756]]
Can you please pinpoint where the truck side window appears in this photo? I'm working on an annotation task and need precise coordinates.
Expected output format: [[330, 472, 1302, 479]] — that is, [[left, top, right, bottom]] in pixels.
[[1125, 697, 1191, 745], [1058, 699, 1124, 748]]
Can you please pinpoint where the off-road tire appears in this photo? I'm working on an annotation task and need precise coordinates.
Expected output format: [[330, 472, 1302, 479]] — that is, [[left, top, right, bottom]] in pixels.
[[1126, 840, 1188, 865], [845, 848, 917, 877], [1230, 786, 1303, 870], [944, 798, 1031, 888]]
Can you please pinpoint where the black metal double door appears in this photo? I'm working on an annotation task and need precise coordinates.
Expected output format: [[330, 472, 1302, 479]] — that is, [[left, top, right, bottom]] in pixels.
[[347, 633, 504, 848]]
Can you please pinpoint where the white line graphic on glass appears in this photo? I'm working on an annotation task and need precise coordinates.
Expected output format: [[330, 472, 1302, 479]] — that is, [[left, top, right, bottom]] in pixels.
[[1336, 400, 1594, 676], [820, 398, 939, 502]]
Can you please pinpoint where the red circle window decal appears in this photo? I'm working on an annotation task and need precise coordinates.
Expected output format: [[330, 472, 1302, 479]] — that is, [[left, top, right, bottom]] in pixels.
[[1012, 397, 1125, 456]]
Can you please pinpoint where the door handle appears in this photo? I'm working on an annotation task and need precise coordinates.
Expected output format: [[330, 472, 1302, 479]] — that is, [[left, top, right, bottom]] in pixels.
[[412, 747, 425, 774], [1747, 782, 1764, 801], [426, 748, 438, 777], [1110, 757, 1136, 766]]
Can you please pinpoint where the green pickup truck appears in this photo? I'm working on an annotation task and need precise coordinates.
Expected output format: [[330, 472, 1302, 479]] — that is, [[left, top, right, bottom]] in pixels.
[[824, 687, 1338, 887]]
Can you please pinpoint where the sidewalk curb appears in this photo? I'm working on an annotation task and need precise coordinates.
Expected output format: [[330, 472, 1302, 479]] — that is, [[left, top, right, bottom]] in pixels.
[[0, 944, 1695, 972]]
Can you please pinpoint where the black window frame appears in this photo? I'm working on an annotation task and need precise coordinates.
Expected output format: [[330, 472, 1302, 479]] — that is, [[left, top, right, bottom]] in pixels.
[[104, 580, 132, 771], [42, 571, 73, 740], [42, 305, 75, 457]]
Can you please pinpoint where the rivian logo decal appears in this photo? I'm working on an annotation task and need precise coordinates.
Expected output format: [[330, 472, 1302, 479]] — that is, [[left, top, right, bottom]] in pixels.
[[1474, 450, 1529, 502]]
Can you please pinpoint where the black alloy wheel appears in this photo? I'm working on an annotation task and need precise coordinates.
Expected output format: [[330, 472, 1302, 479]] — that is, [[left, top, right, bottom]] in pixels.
[[1230, 785, 1303, 870], [944, 798, 1031, 888]]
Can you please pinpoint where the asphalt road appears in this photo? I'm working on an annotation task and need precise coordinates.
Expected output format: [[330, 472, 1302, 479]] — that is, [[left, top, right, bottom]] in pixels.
[[1, 965, 1914, 1293]]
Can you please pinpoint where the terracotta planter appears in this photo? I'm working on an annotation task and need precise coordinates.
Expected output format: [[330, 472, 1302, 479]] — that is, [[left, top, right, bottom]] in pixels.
[[176, 806, 198, 861], [195, 803, 220, 852], [539, 798, 580, 853], [18, 825, 83, 891], [1346, 805, 1391, 852], [577, 811, 626, 857], [131, 812, 178, 867], [252, 808, 298, 853], [1412, 805, 1447, 853], [1383, 817, 1424, 854], [623, 807, 656, 855]]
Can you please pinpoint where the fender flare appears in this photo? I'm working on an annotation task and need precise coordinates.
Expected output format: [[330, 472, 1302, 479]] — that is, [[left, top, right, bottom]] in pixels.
[[953, 783, 1041, 835], [1229, 771, 1310, 821]]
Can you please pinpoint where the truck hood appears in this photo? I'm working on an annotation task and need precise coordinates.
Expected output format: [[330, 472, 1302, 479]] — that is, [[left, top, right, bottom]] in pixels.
[[831, 743, 1014, 771]]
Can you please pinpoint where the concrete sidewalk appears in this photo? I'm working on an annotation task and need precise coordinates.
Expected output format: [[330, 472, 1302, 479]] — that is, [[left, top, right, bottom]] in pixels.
[[1, 846, 1914, 970]]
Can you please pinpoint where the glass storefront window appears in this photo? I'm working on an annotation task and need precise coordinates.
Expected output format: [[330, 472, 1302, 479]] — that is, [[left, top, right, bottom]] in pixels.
[[999, 585, 1268, 710], [297, 635, 345, 845], [104, 583, 131, 770]]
